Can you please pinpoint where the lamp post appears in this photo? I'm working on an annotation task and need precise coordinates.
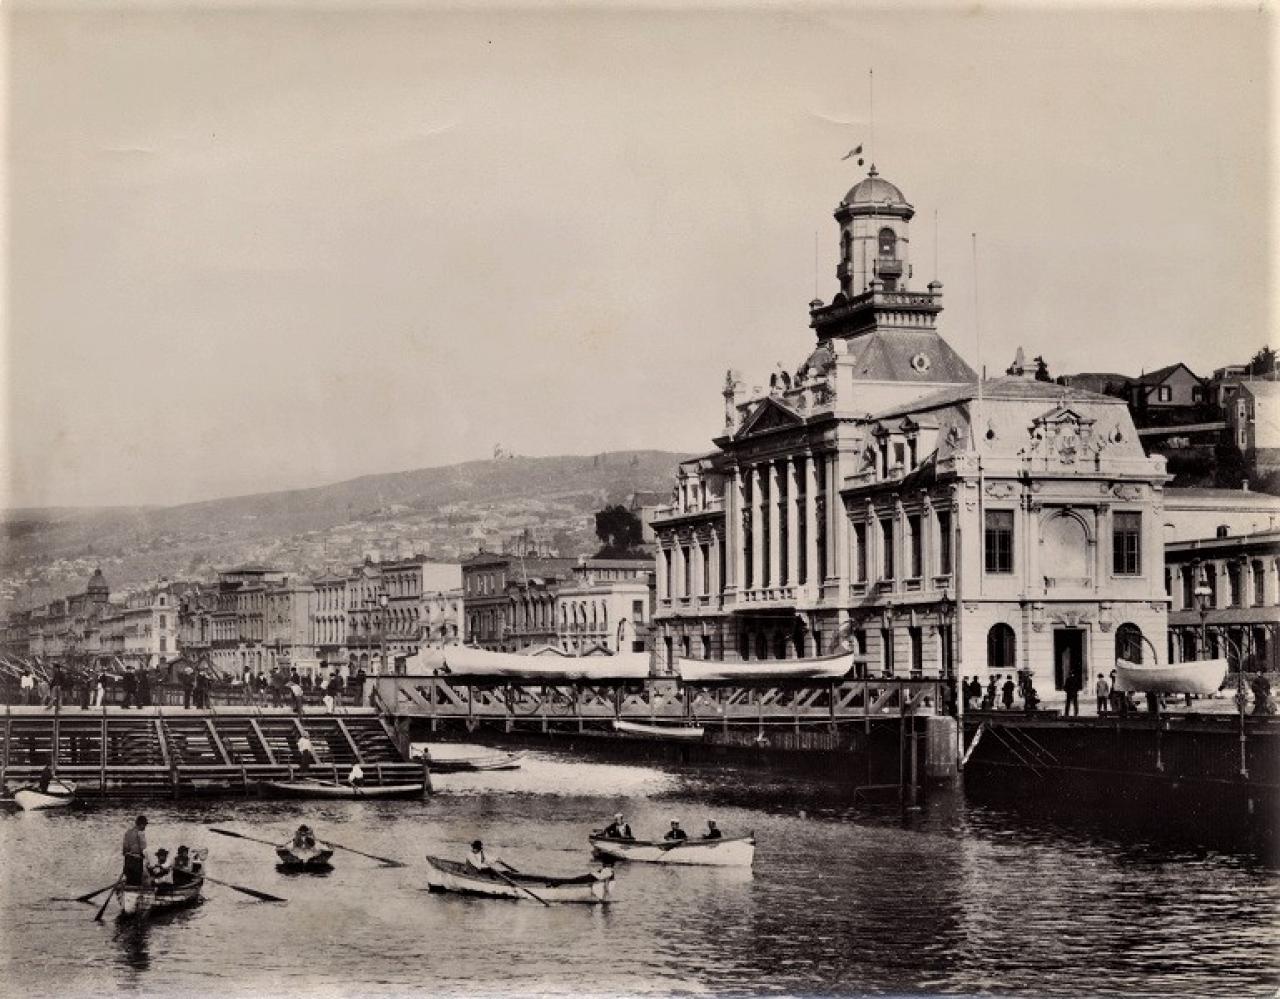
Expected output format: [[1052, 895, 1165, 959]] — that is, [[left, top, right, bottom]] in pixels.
[[1193, 562, 1212, 660], [378, 592, 389, 676]]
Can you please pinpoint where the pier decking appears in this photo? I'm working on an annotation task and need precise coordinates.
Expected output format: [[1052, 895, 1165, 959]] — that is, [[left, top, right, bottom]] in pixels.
[[0, 705, 424, 798]]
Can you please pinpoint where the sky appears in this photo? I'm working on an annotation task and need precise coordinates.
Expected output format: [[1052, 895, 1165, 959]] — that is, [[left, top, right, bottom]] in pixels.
[[3, 2, 1273, 509]]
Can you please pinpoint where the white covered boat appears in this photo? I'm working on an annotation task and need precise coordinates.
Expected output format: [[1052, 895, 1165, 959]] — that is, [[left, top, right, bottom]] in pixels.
[[678, 651, 853, 684], [589, 832, 755, 867], [260, 779, 426, 800], [1114, 658, 1228, 696], [412, 646, 652, 682], [613, 719, 705, 740], [425, 856, 614, 904], [14, 778, 76, 811]]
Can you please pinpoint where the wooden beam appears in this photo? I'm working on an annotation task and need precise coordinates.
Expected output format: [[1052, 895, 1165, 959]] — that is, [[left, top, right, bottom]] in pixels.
[[1, 704, 10, 788], [334, 718, 364, 763], [154, 719, 171, 768], [248, 718, 277, 764], [204, 718, 232, 765]]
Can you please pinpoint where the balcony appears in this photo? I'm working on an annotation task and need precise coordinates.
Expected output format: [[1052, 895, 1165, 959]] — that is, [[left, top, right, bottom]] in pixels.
[[874, 257, 903, 278]]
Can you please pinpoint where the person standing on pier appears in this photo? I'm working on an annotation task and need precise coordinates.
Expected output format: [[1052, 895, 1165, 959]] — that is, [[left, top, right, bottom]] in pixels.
[[136, 668, 152, 709], [1095, 674, 1110, 716], [180, 663, 195, 709], [120, 667, 136, 710], [193, 670, 210, 710], [122, 815, 148, 887], [1000, 676, 1015, 711], [1062, 669, 1081, 718]]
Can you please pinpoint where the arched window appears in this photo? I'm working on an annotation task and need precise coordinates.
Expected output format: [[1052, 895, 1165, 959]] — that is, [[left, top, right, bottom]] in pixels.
[[1116, 623, 1144, 664], [987, 624, 1016, 671], [878, 227, 897, 258]]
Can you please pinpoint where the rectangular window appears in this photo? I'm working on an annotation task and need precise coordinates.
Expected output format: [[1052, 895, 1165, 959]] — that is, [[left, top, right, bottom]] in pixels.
[[854, 523, 867, 582], [1253, 561, 1266, 607], [159, 614, 166, 629], [909, 626, 923, 676], [984, 510, 1014, 574], [881, 628, 895, 676], [663, 550, 673, 598], [160, 636, 167, 653], [1158, 385, 1172, 402], [632, 599, 645, 622], [908, 514, 922, 578], [683, 547, 692, 597], [881, 519, 895, 580], [701, 545, 711, 594], [1182, 568, 1195, 610], [1112, 512, 1142, 576], [1227, 563, 1242, 608], [937, 510, 952, 576], [893, 443, 906, 469]]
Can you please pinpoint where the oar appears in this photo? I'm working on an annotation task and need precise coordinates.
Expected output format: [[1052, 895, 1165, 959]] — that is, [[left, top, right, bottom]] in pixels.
[[50, 882, 118, 904], [490, 867, 549, 907], [210, 827, 405, 868], [202, 875, 287, 903], [93, 879, 121, 921]]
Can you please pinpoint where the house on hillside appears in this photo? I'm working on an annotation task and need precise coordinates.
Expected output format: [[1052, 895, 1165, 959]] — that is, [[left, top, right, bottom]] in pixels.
[[1126, 363, 1209, 424]]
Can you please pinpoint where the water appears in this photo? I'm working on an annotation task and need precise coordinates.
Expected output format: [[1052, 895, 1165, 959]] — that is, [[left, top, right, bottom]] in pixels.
[[1, 744, 1276, 998]]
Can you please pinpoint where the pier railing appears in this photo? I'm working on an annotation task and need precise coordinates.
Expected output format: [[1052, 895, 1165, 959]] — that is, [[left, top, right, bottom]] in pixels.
[[372, 674, 948, 732]]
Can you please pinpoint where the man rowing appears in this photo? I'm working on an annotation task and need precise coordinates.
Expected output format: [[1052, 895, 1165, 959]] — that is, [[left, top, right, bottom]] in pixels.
[[702, 819, 723, 840], [465, 839, 501, 874], [600, 812, 633, 841], [664, 819, 688, 842], [122, 815, 148, 886]]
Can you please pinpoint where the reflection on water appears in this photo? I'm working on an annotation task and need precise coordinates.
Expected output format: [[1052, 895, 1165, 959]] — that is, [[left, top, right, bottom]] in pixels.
[[0, 742, 1276, 998]]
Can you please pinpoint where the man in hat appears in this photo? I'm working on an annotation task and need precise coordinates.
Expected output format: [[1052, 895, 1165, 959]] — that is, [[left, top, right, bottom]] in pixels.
[[600, 812, 633, 841], [702, 819, 723, 840], [148, 848, 173, 889], [663, 819, 688, 842], [466, 839, 499, 873], [122, 815, 148, 886]]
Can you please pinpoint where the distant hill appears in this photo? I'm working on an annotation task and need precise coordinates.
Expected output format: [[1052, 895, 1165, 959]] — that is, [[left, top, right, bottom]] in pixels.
[[0, 450, 689, 608]]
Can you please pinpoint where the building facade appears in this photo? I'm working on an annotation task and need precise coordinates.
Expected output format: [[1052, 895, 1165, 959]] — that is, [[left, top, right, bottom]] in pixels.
[[651, 166, 1172, 702]]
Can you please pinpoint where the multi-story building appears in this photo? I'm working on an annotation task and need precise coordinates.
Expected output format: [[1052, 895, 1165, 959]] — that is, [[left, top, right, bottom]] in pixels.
[[554, 556, 654, 654], [462, 553, 576, 651], [264, 580, 317, 677], [100, 585, 180, 671], [311, 573, 350, 674], [651, 165, 1171, 703], [1165, 529, 1280, 672], [1224, 381, 1280, 484], [209, 565, 287, 678], [381, 556, 463, 663]]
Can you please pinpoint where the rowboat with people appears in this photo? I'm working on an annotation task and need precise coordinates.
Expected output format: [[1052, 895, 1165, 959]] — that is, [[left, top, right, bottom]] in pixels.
[[416, 749, 527, 773], [115, 873, 205, 920], [259, 779, 427, 800], [424, 856, 615, 904], [13, 778, 76, 811], [589, 832, 756, 867]]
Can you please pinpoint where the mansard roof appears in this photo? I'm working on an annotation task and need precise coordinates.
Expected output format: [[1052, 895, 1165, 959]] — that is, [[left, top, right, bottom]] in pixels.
[[870, 376, 1121, 421], [845, 330, 976, 385]]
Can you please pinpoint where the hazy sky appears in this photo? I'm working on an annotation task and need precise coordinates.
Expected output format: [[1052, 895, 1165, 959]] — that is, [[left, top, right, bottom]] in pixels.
[[4, 3, 1273, 509]]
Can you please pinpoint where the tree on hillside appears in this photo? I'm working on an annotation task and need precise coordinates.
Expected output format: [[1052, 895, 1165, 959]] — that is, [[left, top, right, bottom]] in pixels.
[[594, 505, 644, 555], [1033, 356, 1052, 382]]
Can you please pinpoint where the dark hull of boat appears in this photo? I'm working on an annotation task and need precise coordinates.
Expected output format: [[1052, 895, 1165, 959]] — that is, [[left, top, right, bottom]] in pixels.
[[275, 846, 335, 871]]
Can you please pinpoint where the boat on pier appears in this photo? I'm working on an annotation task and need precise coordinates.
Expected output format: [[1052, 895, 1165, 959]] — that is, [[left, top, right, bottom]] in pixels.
[[612, 719, 705, 740], [424, 856, 614, 904], [12, 778, 76, 811], [1113, 657, 1228, 696], [589, 833, 755, 867]]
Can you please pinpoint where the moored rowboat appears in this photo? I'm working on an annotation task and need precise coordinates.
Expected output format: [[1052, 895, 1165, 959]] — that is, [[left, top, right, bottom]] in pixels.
[[115, 877, 205, 920], [423, 751, 526, 773], [1114, 658, 1228, 696], [612, 719, 705, 740], [275, 844, 335, 871], [13, 779, 76, 811], [424, 856, 614, 904], [260, 780, 426, 800], [589, 833, 755, 867]]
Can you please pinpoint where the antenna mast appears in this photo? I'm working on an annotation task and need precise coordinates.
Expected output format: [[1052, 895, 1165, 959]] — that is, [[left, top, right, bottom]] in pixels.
[[972, 232, 983, 405]]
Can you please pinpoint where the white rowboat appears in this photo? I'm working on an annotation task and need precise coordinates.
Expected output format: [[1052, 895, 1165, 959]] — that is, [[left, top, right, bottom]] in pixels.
[[612, 719, 705, 740], [116, 877, 204, 920], [13, 779, 76, 811], [411, 646, 652, 682], [260, 780, 426, 800], [1114, 658, 1228, 696], [589, 833, 755, 867], [678, 652, 853, 684], [424, 856, 614, 904]]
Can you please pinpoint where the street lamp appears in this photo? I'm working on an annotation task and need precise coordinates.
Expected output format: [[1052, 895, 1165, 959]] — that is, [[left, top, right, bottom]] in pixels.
[[378, 592, 389, 676], [1193, 562, 1213, 659]]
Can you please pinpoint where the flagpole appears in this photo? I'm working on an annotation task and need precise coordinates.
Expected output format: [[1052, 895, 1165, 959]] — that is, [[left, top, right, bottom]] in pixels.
[[972, 232, 983, 406]]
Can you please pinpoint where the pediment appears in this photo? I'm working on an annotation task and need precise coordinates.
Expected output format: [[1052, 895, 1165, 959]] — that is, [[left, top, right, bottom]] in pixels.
[[736, 397, 804, 438], [1033, 405, 1095, 429]]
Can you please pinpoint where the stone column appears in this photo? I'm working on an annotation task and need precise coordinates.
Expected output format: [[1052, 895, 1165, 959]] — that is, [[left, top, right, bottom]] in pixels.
[[656, 545, 668, 601], [725, 467, 740, 592], [732, 468, 746, 592], [786, 458, 800, 589], [803, 455, 818, 591], [767, 462, 782, 590], [750, 465, 764, 592], [710, 533, 721, 597]]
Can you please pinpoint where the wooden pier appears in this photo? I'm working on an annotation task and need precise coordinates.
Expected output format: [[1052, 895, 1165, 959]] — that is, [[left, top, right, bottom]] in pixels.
[[0, 704, 424, 798]]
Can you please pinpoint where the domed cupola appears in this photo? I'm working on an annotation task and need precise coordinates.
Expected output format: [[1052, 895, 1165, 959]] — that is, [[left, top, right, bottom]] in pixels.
[[833, 165, 914, 297], [86, 567, 109, 602]]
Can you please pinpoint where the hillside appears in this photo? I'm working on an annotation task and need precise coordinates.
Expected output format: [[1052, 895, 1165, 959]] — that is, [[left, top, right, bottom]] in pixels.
[[1, 450, 689, 609]]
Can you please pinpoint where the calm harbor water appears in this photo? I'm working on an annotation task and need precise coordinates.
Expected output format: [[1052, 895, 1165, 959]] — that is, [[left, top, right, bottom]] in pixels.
[[1, 744, 1276, 998]]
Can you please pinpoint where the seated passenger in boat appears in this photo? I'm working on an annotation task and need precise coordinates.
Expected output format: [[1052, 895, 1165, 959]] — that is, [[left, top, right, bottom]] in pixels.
[[172, 846, 195, 886], [664, 820, 688, 842], [466, 839, 497, 873], [148, 849, 174, 892], [292, 825, 317, 850], [702, 819, 722, 840], [600, 813, 633, 840]]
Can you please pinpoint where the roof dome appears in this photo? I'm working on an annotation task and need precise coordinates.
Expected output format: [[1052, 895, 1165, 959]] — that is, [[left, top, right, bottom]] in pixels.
[[842, 166, 908, 207], [86, 568, 108, 594]]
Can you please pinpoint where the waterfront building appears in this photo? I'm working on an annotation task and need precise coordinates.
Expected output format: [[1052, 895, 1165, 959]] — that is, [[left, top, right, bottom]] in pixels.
[[311, 573, 350, 674], [1162, 488, 1280, 541], [422, 587, 464, 646], [652, 166, 1171, 702], [381, 556, 462, 663], [552, 556, 654, 654], [1165, 529, 1280, 672], [100, 584, 180, 671], [209, 565, 287, 677], [264, 579, 318, 677], [462, 552, 575, 650]]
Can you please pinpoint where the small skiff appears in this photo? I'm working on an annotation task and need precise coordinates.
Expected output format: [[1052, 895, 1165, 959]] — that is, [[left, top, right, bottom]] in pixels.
[[589, 833, 755, 868], [1114, 658, 1228, 696], [613, 719, 705, 740], [14, 779, 76, 811], [424, 856, 614, 904], [678, 651, 853, 684], [116, 877, 205, 920], [261, 779, 426, 800], [275, 844, 335, 871], [422, 751, 527, 774]]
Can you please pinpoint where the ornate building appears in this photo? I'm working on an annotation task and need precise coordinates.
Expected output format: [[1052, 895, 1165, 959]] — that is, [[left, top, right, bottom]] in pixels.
[[652, 166, 1171, 701]]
